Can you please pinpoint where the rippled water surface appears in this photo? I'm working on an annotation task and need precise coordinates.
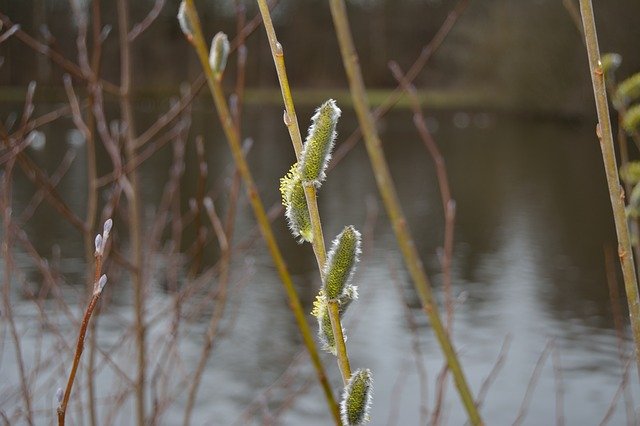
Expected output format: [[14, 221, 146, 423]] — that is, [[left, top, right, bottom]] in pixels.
[[1, 103, 637, 425]]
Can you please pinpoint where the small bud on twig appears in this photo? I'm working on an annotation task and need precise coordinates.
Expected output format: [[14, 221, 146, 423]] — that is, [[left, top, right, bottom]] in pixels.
[[94, 234, 103, 256], [56, 387, 64, 404], [177, 1, 193, 41], [209, 32, 230, 78], [103, 218, 113, 237], [93, 274, 108, 296]]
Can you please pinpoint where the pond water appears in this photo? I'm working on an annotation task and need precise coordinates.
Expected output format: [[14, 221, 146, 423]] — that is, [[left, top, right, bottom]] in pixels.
[[1, 101, 637, 425]]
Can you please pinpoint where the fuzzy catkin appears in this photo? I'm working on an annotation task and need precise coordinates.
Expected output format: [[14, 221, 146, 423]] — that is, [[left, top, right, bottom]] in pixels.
[[341, 369, 373, 425], [280, 164, 313, 242], [299, 99, 341, 186], [313, 286, 358, 354], [323, 226, 361, 300]]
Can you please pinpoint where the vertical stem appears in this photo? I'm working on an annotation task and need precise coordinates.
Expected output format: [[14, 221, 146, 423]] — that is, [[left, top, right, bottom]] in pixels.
[[255, 0, 353, 387], [1, 160, 34, 426], [117, 0, 146, 423], [578, 0, 640, 380], [328, 301, 351, 384], [327, 0, 483, 424], [57, 295, 102, 426], [58, 229, 107, 425], [86, 3, 102, 424], [255, 0, 327, 271], [182, 2, 340, 423]]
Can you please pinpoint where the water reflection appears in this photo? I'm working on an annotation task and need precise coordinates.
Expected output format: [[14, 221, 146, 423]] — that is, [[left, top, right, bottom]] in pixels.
[[1, 103, 637, 424]]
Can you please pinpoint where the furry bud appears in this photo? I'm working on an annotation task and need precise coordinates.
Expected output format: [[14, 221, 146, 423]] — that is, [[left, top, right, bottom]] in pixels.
[[323, 226, 361, 300], [299, 99, 341, 186], [209, 32, 229, 78], [341, 369, 373, 425], [280, 163, 313, 242]]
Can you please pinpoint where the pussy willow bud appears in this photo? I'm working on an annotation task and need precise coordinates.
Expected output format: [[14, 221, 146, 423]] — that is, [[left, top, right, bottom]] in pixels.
[[615, 73, 640, 107], [177, 2, 193, 40], [299, 99, 341, 186], [279, 163, 313, 242], [323, 226, 361, 300], [623, 104, 640, 135], [318, 302, 338, 354], [102, 218, 113, 241], [341, 368, 373, 426], [312, 286, 358, 354], [95, 234, 103, 255], [94, 274, 107, 296], [55, 387, 64, 404], [209, 32, 229, 78]]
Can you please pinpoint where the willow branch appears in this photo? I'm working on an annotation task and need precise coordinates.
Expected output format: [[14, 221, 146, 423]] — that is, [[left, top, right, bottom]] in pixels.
[[578, 0, 640, 381], [327, 0, 483, 423], [181, 2, 340, 423]]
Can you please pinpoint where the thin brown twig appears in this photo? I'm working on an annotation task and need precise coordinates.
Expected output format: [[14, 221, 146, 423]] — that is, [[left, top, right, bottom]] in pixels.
[[430, 364, 450, 426], [389, 61, 457, 332], [1, 157, 34, 426], [551, 346, 565, 426], [189, 136, 208, 277], [389, 257, 429, 423], [182, 197, 232, 426], [330, 0, 471, 169], [475, 334, 512, 410], [600, 357, 634, 426], [513, 339, 554, 426], [0, 13, 119, 95], [129, 0, 166, 41], [56, 219, 110, 425], [116, 0, 146, 423]]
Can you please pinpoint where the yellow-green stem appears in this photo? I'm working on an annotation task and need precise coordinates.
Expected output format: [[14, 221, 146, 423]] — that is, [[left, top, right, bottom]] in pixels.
[[578, 0, 640, 380], [182, 2, 340, 423], [255, 0, 352, 391], [328, 301, 351, 385], [327, 0, 483, 424], [255, 0, 327, 273]]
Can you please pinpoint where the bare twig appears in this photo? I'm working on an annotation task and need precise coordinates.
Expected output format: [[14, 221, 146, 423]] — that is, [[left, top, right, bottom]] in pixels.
[[181, 2, 340, 423], [57, 220, 111, 425], [116, 1, 146, 423], [129, 0, 166, 41], [579, 0, 640, 379], [476, 334, 512, 410], [1, 156, 34, 426], [513, 340, 554, 426], [551, 346, 565, 426], [328, 0, 482, 423]]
